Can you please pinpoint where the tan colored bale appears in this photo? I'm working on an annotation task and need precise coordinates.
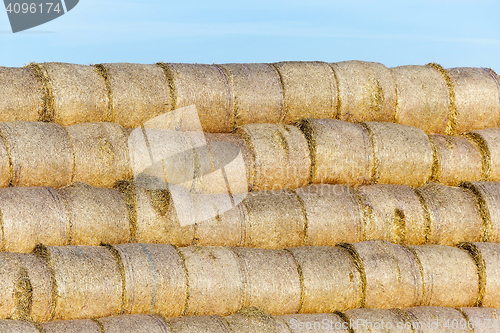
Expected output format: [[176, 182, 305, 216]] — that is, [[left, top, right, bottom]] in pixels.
[[178, 246, 242, 316], [0, 187, 69, 253], [34, 245, 123, 320], [101, 63, 173, 127], [352, 240, 422, 309], [0, 320, 40, 333], [112, 244, 186, 318], [232, 248, 301, 315], [66, 123, 131, 187], [288, 247, 362, 313], [281, 313, 349, 332], [99, 314, 173, 333], [0, 254, 26, 320], [219, 63, 283, 127], [0, 67, 42, 122], [296, 184, 364, 245], [168, 315, 229, 333], [447, 67, 500, 134], [240, 190, 305, 249], [0, 121, 73, 187], [297, 119, 372, 186], [57, 182, 130, 246], [468, 128, 500, 181], [225, 308, 288, 333], [429, 134, 482, 186], [0, 138, 10, 188], [41, 319, 102, 333], [404, 307, 470, 333], [331, 60, 397, 123], [165, 63, 232, 133], [415, 183, 483, 245], [409, 245, 479, 307], [236, 124, 311, 191], [272, 61, 337, 123], [344, 308, 414, 333], [361, 121, 434, 187], [460, 307, 500, 333], [391, 65, 450, 134], [356, 184, 427, 245]]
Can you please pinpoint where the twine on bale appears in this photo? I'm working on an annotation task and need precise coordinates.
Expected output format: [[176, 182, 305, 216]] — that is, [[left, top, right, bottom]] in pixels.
[[467, 128, 500, 181], [456, 242, 487, 307], [335, 243, 367, 309]]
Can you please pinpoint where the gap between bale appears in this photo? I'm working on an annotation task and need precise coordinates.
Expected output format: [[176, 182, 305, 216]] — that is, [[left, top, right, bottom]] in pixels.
[[103, 245, 127, 316], [156, 62, 177, 111], [460, 182, 493, 242], [173, 246, 190, 317], [465, 132, 491, 181], [269, 63, 287, 122], [336, 243, 366, 308], [13, 268, 32, 321], [25, 63, 55, 122], [93, 64, 114, 122], [426, 63, 457, 135], [114, 180, 138, 243], [32, 245, 57, 321], [457, 242, 486, 307], [326, 64, 343, 118], [0, 131, 13, 188]]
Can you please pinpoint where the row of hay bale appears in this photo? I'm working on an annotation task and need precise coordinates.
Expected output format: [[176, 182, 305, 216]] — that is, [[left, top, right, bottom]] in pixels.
[[1, 307, 499, 333], [2, 119, 500, 190], [3, 180, 500, 252], [1, 241, 499, 322], [1, 62, 500, 134]]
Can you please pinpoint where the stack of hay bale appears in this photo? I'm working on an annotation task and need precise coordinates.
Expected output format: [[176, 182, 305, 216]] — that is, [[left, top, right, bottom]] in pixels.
[[0, 60, 500, 332]]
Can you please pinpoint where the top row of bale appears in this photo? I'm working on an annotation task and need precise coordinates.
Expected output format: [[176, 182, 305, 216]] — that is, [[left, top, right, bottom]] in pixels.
[[1, 61, 499, 134]]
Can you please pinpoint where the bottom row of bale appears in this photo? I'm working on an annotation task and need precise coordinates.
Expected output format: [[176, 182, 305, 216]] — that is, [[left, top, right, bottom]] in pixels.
[[1, 307, 500, 333], [1, 241, 500, 322]]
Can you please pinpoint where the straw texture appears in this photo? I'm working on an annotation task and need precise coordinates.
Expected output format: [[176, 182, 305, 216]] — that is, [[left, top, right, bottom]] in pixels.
[[0, 254, 26, 320], [391, 65, 450, 134], [344, 308, 414, 333], [405, 307, 470, 333], [41, 319, 102, 333], [272, 61, 337, 123], [0, 67, 42, 122], [165, 63, 233, 133], [0, 138, 9, 188], [297, 119, 372, 186], [101, 63, 173, 127], [57, 182, 130, 246], [460, 307, 500, 333], [169, 315, 228, 333], [0, 187, 69, 253], [0, 320, 40, 333], [0, 121, 73, 187], [225, 308, 289, 333], [468, 128, 500, 181], [219, 63, 283, 127], [66, 122, 131, 187], [415, 183, 483, 245], [236, 124, 311, 191], [429, 134, 483, 186], [34, 245, 123, 320], [331, 60, 397, 123], [361, 121, 433, 186], [409, 245, 479, 307], [281, 313, 348, 333], [99, 314, 172, 333]]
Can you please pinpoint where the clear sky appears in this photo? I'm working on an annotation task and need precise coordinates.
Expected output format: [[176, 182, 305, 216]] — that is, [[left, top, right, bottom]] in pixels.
[[0, 0, 499, 72]]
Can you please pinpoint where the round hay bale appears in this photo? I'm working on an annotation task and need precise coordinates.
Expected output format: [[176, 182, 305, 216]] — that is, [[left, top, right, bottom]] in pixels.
[[295, 184, 364, 246], [164, 63, 232, 133], [57, 182, 130, 246], [65, 123, 131, 187], [408, 245, 479, 307], [272, 61, 337, 123], [391, 65, 450, 134], [219, 63, 283, 127], [352, 240, 422, 309], [0, 121, 73, 187], [460, 307, 500, 333], [231, 248, 301, 315], [446, 67, 500, 134], [178, 246, 242, 316], [458, 242, 500, 308], [0, 254, 27, 320], [460, 181, 500, 242], [168, 315, 229, 333], [287, 246, 363, 313], [361, 121, 434, 186], [236, 124, 311, 191], [100, 63, 173, 128], [467, 128, 500, 181], [281, 313, 348, 333], [34, 245, 123, 320], [0, 320, 40, 333], [225, 308, 288, 333], [41, 319, 102, 333], [0, 187, 69, 253], [34, 63, 109, 125], [297, 119, 372, 186], [99, 314, 172, 333], [330, 60, 397, 123], [344, 308, 414, 333], [404, 307, 470, 333], [111, 244, 186, 318], [356, 184, 428, 245], [240, 189, 305, 249], [0, 67, 42, 122], [415, 183, 483, 245], [429, 134, 482, 186]]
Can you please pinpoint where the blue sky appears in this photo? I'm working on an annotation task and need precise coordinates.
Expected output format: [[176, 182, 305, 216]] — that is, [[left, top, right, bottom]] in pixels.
[[1, 0, 499, 71]]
